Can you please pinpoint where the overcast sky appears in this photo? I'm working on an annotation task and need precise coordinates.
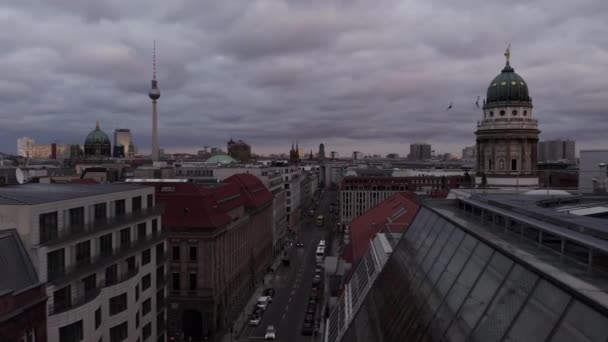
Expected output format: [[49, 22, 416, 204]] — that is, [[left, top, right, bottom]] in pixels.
[[0, 0, 606, 157]]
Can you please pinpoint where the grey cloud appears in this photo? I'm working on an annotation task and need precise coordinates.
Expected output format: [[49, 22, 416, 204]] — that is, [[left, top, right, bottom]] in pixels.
[[0, 0, 607, 157]]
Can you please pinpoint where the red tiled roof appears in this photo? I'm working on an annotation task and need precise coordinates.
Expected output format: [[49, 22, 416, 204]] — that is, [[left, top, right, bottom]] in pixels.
[[224, 173, 272, 209], [144, 173, 271, 230], [343, 192, 420, 265]]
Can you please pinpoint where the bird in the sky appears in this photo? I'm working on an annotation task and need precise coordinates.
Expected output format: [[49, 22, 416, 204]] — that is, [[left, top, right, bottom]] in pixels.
[[446, 102, 453, 111]]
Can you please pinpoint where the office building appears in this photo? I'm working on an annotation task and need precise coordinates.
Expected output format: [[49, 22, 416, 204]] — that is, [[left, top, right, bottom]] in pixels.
[[409, 143, 432, 161], [227, 139, 252, 162], [330, 151, 339, 159], [461, 146, 476, 160], [0, 183, 166, 342], [17, 137, 35, 157], [339, 175, 464, 223], [146, 175, 272, 340], [538, 139, 576, 162], [578, 150, 608, 194], [114, 129, 136, 158], [352, 151, 363, 160], [327, 193, 608, 342]]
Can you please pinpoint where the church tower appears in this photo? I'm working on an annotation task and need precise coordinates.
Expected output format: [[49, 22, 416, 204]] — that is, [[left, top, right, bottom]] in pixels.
[[475, 46, 540, 187]]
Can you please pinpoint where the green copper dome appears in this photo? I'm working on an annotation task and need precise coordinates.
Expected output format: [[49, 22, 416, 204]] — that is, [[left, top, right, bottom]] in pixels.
[[485, 63, 531, 106], [85, 121, 111, 145]]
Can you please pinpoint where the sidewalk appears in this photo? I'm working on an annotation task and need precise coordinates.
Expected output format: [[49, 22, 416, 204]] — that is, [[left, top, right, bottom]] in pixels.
[[219, 252, 286, 342]]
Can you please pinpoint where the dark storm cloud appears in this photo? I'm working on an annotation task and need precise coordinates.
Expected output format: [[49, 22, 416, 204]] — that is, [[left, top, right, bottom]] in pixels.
[[0, 0, 607, 156]]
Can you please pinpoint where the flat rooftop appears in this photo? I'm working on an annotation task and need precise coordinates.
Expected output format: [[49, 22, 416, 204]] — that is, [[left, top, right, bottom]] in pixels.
[[0, 183, 150, 205]]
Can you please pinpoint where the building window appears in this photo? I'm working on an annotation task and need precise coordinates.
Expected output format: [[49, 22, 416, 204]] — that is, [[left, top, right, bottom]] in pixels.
[[136, 311, 140, 328], [120, 227, 131, 250], [147, 194, 153, 208], [142, 298, 152, 316], [523, 110, 528, 116], [105, 264, 118, 286], [75, 240, 91, 267], [40, 211, 58, 243], [135, 284, 140, 301], [143, 322, 152, 340], [156, 243, 164, 264], [54, 285, 71, 312], [142, 248, 151, 265], [47, 248, 65, 280], [142, 273, 151, 291], [59, 320, 83, 342], [110, 293, 127, 315], [172, 245, 180, 261], [69, 207, 85, 232], [152, 219, 158, 234], [94, 203, 107, 222], [189, 273, 197, 290], [156, 289, 165, 311], [82, 273, 96, 296], [115, 200, 126, 216], [512, 159, 518, 171], [189, 246, 197, 261], [500, 110, 506, 116], [156, 265, 165, 288], [126, 256, 136, 273], [172, 273, 180, 291], [138, 223, 147, 241], [132, 196, 142, 212], [95, 307, 102, 329], [512, 110, 518, 115], [100, 233, 113, 257], [110, 321, 128, 342], [157, 312, 165, 335]]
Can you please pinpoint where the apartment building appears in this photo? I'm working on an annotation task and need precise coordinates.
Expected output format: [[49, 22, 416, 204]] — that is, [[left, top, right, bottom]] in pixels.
[[0, 183, 167, 342]]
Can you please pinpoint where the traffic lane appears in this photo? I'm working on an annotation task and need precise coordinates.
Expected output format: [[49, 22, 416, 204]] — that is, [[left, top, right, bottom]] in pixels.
[[243, 227, 318, 339], [240, 246, 303, 339]]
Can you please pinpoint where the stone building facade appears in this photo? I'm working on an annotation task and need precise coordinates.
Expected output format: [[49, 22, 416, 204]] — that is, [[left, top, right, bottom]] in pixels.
[[150, 174, 273, 340], [476, 49, 540, 186]]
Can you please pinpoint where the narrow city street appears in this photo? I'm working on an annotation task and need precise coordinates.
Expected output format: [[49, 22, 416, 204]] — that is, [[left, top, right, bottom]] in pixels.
[[238, 190, 337, 342]]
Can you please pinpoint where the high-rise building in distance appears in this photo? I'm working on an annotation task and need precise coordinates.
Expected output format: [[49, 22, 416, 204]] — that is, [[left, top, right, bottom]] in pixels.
[[114, 129, 135, 158], [538, 139, 575, 163], [409, 143, 432, 161], [462, 146, 476, 160], [17, 137, 34, 157]]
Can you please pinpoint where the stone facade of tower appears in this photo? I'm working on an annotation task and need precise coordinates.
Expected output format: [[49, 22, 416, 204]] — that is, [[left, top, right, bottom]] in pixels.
[[475, 49, 540, 187]]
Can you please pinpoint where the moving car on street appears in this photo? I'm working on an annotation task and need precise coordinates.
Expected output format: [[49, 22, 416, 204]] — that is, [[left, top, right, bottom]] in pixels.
[[249, 315, 261, 326], [265, 325, 276, 340]]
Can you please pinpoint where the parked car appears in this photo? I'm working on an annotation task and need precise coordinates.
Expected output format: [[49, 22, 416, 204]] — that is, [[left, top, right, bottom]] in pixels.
[[304, 313, 314, 323], [301, 322, 314, 336], [257, 296, 271, 310], [249, 315, 261, 326], [265, 325, 276, 340], [315, 267, 323, 276]]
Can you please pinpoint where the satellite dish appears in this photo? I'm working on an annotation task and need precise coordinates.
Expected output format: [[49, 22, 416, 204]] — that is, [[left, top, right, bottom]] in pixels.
[[16, 168, 30, 184]]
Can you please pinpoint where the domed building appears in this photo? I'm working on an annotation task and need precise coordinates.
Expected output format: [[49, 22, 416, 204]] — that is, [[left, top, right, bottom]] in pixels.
[[475, 47, 540, 186], [84, 121, 112, 158]]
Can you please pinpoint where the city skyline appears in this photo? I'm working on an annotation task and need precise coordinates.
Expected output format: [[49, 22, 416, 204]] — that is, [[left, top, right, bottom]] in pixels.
[[0, 1, 606, 157]]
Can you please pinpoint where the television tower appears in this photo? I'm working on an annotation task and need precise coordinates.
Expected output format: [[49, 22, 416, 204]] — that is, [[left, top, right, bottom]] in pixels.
[[149, 41, 161, 161]]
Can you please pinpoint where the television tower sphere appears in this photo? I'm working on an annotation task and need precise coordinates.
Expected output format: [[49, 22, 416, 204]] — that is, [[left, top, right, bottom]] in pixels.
[[149, 80, 160, 100]]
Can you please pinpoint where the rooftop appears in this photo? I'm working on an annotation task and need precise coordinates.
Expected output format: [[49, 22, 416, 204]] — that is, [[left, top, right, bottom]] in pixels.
[[0, 183, 150, 205], [0, 229, 39, 292]]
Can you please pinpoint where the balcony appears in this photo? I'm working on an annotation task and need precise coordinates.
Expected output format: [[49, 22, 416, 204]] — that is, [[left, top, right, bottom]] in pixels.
[[48, 230, 165, 285], [41, 206, 162, 247], [49, 267, 139, 316]]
